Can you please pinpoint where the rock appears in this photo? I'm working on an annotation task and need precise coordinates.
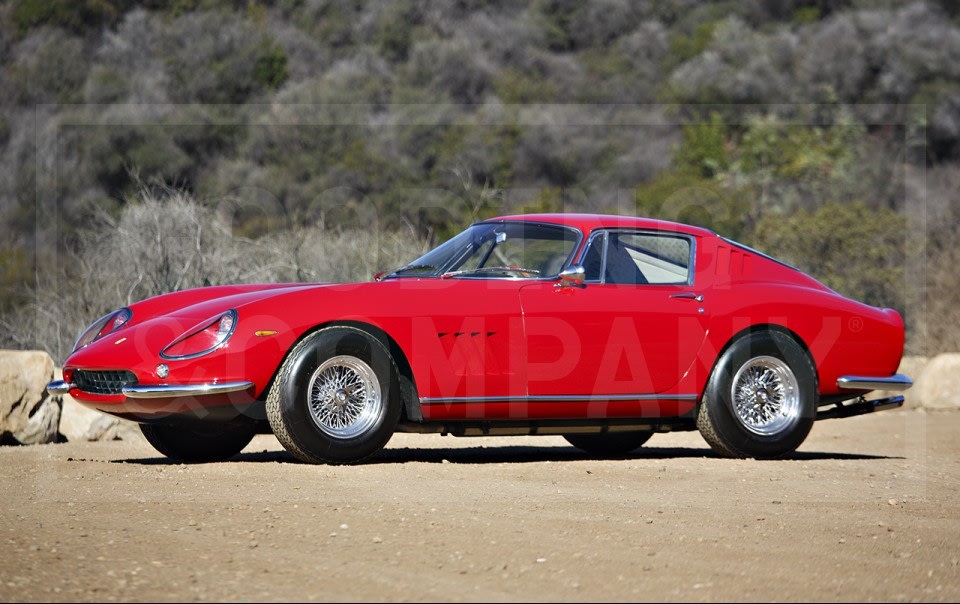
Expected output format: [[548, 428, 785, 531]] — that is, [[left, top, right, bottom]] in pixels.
[[916, 354, 960, 410], [874, 356, 928, 408], [60, 392, 117, 441], [108, 416, 142, 441], [15, 397, 62, 445], [58, 389, 142, 442], [0, 350, 62, 445]]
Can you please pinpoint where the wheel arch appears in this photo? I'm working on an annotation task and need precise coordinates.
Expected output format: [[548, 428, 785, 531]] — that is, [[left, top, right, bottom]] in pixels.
[[260, 320, 422, 422], [704, 323, 820, 401]]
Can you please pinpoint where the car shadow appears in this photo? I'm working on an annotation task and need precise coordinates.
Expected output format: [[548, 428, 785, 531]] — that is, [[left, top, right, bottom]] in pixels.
[[112, 445, 902, 465]]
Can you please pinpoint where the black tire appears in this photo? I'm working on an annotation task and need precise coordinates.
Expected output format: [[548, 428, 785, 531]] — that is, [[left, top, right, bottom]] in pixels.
[[563, 431, 653, 456], [266, 326, 401, 464], [697, 330, 817, 459], [140, 418, 256, 463]]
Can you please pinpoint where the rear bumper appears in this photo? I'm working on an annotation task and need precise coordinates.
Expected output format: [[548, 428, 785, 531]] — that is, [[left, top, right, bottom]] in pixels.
[[837, 374, 913, 392]]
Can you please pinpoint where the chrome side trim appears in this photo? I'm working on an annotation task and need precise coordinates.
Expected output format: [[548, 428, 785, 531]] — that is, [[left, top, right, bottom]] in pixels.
[[837, 374, 913, 392], [122, 381, 254, 399], [420, 394, 700, 405], [578, 229, 607, 284], [46, 380, 73, 395]]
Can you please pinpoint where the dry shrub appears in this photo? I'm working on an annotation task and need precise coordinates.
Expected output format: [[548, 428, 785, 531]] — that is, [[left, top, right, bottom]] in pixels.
[[1, 186, 428, 362]]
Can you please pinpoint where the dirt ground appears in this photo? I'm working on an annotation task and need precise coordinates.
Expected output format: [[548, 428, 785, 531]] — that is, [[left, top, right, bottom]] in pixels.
[[0, 410, 957, 602]]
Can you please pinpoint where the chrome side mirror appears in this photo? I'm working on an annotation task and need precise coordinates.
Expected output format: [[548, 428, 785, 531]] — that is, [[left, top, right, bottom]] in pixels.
[[556, 265, 586, 288]]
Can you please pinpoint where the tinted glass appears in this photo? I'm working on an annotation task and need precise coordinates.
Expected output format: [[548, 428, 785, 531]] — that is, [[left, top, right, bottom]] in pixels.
[[386, 222, 579, 278], [581, 234, 604, 281], [603, 233, 691, 285]]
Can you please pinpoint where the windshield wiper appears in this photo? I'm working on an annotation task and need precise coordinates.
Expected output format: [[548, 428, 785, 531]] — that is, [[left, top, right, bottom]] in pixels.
[[441, 266, 542, 279], [381, 264, 437, 279]]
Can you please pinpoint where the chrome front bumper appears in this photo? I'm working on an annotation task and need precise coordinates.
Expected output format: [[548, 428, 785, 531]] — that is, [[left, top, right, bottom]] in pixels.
[[837, 374, 913, 391], [46, 380, 72, 395], [45, 380, 254, 399]]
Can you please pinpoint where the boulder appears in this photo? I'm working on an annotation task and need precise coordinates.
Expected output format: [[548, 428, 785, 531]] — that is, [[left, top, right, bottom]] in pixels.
[[916, 353, 960, 410], [59, 391, 141, 442], [872, 356, 928, 408], [0, 350, 62, 445]]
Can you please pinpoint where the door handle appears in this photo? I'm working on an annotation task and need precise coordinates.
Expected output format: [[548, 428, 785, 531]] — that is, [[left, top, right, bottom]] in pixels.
[[670, 292, 703, 303]]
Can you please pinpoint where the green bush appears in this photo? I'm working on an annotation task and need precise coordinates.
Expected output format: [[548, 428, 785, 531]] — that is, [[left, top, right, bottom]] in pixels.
[[791, 6, 821, 24], [734, 114, 863, 181], [534, 0, 579, 51], [297, 0, 363, 49], [631, 167, 751, 241], [0, 246, 32, 313], [373, 2, 424, 62], [752, 202, 906, 310], [675, 112, 729, 178], [493, 68, 559, 104], [667, 21, 717, 65], [86, 126, 193, 194], [7, 30, 88, 104], [11, 0, 132, 35], [515, 187, 564, 215], [164, 13, 289, 103], [253, 37, 288, 91], [83, 67, 129, 104]]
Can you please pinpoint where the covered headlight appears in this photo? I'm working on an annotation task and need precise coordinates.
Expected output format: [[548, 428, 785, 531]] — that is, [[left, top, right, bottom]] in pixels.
[[73, 307, 133, 351], [160, 310, 237, 360]]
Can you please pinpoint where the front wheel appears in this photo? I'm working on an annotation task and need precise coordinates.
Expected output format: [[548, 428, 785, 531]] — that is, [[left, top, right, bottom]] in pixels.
[[140, 418, 257, 462], [697, 330, 817, 459], [563, 431, 653, 456], [266, 327, 402, 464]]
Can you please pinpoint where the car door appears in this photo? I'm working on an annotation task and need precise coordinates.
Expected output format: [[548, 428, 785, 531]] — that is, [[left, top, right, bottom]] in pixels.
[[406, 279, 527, 403], [519, 229, 710, 402]]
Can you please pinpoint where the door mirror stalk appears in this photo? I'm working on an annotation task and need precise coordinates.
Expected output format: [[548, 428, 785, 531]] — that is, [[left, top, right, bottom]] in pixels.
[[556, 266, 586, 288]]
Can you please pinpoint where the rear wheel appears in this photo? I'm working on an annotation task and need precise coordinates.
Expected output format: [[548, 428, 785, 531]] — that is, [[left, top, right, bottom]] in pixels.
[[563, 431, 653, 456], [267, 327, 401, 464], [697, 330, 817, 458], [140, 418, 256, 462]]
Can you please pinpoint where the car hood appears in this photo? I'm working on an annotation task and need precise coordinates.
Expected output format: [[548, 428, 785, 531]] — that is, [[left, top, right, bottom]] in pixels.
[[64, 282, 339, 367], [125, 283, 334, 322]]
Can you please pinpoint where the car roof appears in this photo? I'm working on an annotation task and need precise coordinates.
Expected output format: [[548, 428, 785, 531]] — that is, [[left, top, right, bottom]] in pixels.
[[481, 213, 717, 238]]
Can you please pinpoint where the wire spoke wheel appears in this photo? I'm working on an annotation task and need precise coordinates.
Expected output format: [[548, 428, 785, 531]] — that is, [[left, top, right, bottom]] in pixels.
[[307, 355, 383, 439], [731, 355, 801, 436]]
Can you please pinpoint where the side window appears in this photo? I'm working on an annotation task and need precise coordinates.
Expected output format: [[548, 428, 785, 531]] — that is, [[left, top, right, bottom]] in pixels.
[[604, 233, 691, 285], [581, 234, 604, 281]]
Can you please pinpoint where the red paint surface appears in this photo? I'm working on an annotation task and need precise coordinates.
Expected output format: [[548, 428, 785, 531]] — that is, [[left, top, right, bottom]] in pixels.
[[62, 214, 906, 422]]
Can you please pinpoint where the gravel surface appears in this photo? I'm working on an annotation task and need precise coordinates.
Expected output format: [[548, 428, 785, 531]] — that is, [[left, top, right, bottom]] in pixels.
[[1, 410, 957, 602]]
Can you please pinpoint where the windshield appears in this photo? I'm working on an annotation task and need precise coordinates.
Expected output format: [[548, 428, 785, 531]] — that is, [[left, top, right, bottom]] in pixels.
[[384, 222, 580, 279]]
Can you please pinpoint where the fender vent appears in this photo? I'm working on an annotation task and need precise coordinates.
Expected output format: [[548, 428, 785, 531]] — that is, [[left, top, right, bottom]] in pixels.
[[74, 370, 138, 395]]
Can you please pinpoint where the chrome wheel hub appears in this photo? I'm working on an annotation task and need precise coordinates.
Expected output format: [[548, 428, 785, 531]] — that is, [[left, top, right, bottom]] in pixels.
[[731, 356, 801, 436], [307, 355, 383, 439]]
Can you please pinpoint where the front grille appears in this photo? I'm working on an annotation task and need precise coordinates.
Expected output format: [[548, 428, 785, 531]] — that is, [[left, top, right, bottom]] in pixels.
[[74, 370, 138, 395]]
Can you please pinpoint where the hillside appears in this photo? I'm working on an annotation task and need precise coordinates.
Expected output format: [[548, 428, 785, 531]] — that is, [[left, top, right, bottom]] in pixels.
[[0, 0, 958, 357]]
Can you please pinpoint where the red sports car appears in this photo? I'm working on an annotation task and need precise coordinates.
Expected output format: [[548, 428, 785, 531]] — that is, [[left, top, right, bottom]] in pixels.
[[47, 214, 911, 463]]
